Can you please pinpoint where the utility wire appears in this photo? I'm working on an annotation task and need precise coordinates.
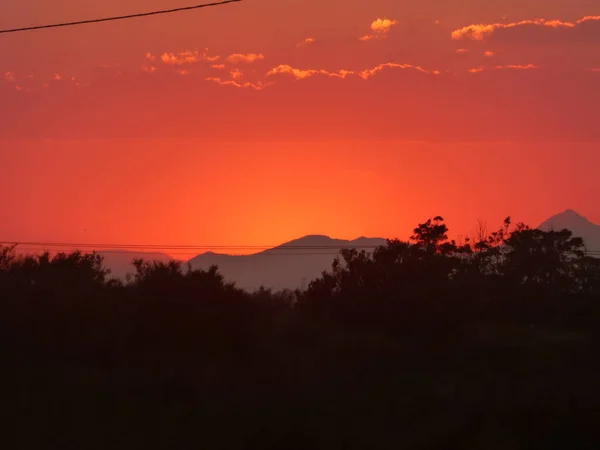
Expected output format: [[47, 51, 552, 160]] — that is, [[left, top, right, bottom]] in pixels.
[[0, 0, 242, 35], [0, 241, 382, 250]]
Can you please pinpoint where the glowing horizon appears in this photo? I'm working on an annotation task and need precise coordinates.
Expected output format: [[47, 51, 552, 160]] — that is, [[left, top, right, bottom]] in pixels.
[[1, 0, 599, 248]]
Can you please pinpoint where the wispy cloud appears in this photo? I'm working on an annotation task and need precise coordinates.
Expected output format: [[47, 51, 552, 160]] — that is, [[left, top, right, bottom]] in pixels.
[[3, 71, 16, 82], [205, 77, 266, 90], [211, 64, 226, 70], [360, 18, 398, 41], [148, 49, 220, 65], [203, 50, 220, 62], [452, 16, 600, 40], [484, 51, 495, 57], [358, 63, 437, 79], [161, 50, 200, 65], [267, 65, 354, 80], [266, 63, 438, 82], [456, 48, 469, 54], [468, 67, 485, 73], [230, 69, 243, 80], [141, 66, 157, 73], [495, 64, 539, 70], [226, 53, 265, 64], [53, 73, 62, 81], [297, 37, 317, 48]]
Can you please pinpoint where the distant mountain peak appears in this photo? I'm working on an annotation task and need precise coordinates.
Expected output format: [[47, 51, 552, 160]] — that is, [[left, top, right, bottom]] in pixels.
[[561, 209, 586, 219], [279, 235, 335, 247], [540, 209, 595, 230], [538, 209, 599, 253]]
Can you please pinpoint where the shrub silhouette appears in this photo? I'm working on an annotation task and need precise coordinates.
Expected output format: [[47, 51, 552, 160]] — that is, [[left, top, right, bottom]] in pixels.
[[0, 216, 599, 449]]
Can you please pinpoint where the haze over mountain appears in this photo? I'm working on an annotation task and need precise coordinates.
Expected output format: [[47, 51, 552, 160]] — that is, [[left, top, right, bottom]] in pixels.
[[538, 209, 600, 253], [188, 236, 386, 292]]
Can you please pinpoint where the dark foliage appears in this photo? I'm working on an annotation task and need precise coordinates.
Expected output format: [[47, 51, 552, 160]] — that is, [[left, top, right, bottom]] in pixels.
[[1, 217, 599, 449]]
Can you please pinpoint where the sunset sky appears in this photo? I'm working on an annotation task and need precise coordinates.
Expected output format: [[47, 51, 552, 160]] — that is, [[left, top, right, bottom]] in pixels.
[[1, 0, 599, 254]]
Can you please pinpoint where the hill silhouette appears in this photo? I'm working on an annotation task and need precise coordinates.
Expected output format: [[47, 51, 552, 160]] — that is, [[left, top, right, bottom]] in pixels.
[[188, 235, 386, 291]]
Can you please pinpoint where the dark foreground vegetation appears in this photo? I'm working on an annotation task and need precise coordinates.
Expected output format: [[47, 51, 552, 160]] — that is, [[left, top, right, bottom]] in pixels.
[[1, 217, 599, 449]]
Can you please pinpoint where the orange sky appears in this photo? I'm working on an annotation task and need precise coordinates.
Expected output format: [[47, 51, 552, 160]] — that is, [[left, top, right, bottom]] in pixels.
[[1, 0, 599, 252]]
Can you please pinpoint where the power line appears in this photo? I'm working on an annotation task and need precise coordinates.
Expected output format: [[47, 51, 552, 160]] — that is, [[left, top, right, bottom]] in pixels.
[[0, 241, 382, 251], [7, 248, 348, 257], [0, 0, 242, 35]]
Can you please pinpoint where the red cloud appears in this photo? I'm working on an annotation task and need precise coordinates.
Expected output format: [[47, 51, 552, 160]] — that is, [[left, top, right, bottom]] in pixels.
[[267, 63, 438, 82], [371, 18, 398, 33], [203, 50, 220, 62], [3, 71, 16, 82], [267, 65, 354, 80], [468, 67, 485, 73], [161, 50, 200, 65], [358, 63, 436, 79], [297, 38, 316, 48], [484, 51, 495, 57], [360, 18, 398, 41], [205, 77, 266, 90], [230, 69, 244, 80], [452, 16, 600, 40], [495, 64, 539, 70], [226, 53, 265, 64]]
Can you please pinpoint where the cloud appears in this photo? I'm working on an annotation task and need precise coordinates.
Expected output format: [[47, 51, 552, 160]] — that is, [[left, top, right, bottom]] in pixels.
[[53, 73, 62, 81], [205, 77, 266, 90], [370, 18, 398, 33], [266, 65, 354, 80], [3, 72, 16, 82], [211, 64, 226, 70], [358, 63, 436, 80], [230, 69, 243, 80], [177, 69, 190, 76], [456, 48, 469, 54], [360, 18, 398, 41], [161, 50, 200, 65], [297, 37, 317, 48], [452, 16, 600, 41], [203, 50, 220, 62], [141, 66, 157, 73], [468, 67, 485, 73], [484, 51, 495, 57], [266, 63, 439, 82], [146, 53, 156, 62], [359, 35, 377, 42], [494, 64, 539, 70], [226, 53, 265, 64]]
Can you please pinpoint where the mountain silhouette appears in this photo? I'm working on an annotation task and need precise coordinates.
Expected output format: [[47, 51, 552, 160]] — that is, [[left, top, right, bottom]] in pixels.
[[188, 235, 386, 291], [538, 209, 600, 252], [93, 210, 597, 287]]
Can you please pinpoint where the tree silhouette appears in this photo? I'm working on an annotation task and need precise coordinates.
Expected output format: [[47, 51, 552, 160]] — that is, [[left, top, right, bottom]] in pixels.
[[1, 213, 599, 450]]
